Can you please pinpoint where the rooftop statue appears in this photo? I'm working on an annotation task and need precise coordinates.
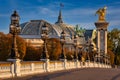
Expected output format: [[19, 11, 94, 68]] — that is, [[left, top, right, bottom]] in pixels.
[[95, 6, 107, 22], [74, 24, 86, 37]]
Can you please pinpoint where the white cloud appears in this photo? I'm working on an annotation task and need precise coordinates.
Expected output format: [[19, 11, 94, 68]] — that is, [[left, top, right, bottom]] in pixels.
[[66, 8, 96, 16], [37, 7, 57, 17], [0, 14, 9, 17], [17, 2, 120, 30], [0, 28, 9, 34], [109, 20, 120, 27], [108, 7, 120, 14]]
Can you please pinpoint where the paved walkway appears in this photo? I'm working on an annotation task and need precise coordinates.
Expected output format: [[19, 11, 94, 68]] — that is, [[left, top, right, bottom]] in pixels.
[[3, 68, 120, 80]]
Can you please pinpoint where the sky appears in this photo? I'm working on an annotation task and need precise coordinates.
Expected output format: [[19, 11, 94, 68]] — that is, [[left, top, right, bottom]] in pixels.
[[0, 0, 120, 33]]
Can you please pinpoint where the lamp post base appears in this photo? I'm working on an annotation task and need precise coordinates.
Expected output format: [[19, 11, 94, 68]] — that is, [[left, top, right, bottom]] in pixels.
[[40, 59, 50, 72], [7, 58, 21, 77], [40, 59, 49, 62]]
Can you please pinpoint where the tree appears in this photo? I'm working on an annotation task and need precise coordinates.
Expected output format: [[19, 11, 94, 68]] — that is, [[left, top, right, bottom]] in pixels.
[[74, 24, 86, 37], [107, 28, 120, 65], [64, 48, 74, 60], [0, 32, 26, 61], [24, 45, 41, 61], [47, 38, 61, 60], [107, 49, 115, 65]]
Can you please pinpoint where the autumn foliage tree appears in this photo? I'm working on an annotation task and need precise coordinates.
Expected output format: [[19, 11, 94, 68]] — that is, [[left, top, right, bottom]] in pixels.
[[107, 28, 120, 65], [0, 32, 26, 61], [47, 38, 61, 60], [24, 45, 42, 61], [107, 49, 115, 65]]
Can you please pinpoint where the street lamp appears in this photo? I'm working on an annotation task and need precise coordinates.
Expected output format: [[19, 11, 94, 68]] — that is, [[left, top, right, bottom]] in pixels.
[[9, 10, 21, 59], [86, 40, 91, 61], [41, 23, 49, 60], [73, 35, 78, 60], [100, 50, 105, 64], [96, 47, 100, 63], [59, 30, 66, 59], [90, 44, 94, 61], [0, 35, 1, 51]]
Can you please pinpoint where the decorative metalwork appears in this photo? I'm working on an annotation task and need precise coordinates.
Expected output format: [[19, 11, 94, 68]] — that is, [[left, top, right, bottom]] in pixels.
[[73, 35, 78, 60], [59, 30, 66, 59], [41, 23, 49, 59], [9, 10, 21, 59]]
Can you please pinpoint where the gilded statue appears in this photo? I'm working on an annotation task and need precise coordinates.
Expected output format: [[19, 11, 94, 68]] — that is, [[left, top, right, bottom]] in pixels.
[[95, 6, 107, 22]]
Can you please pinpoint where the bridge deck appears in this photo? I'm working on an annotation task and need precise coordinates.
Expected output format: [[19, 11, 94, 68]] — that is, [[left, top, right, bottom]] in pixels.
[[4, 68, 120, 80]]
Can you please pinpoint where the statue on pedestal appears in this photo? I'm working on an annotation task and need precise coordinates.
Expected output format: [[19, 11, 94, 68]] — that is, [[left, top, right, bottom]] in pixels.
[[95, 6, 107, 22]]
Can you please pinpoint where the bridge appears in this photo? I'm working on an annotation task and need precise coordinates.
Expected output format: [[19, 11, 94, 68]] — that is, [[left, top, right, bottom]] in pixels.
[[0, 59, 111, 79]]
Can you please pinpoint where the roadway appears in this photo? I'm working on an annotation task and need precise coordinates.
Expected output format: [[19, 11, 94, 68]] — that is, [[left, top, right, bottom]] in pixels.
[[3, 68, 120, 80]]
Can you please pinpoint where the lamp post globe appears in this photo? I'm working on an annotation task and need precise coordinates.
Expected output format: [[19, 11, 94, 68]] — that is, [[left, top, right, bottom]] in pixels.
[[9, 10, 21, 59]]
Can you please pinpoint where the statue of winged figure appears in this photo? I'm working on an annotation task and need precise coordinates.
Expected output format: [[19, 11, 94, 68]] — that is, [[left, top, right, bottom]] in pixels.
[[95, 6, 107, 22]]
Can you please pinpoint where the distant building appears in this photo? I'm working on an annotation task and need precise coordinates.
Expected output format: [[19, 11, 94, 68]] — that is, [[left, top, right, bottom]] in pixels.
[[19, 9, 95, 50]]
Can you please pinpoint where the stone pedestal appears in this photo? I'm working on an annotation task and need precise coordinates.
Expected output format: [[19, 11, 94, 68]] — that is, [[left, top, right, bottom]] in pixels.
[[74, 59, 79, 68], [7, 59, 21, 77], [40, 59, 50, 72], [60, 59, 67, 69], [95, 22, 109, 55]]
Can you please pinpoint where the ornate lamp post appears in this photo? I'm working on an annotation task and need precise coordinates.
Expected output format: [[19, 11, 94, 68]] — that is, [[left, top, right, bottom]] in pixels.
[[9, 10, 21, 59], [73, 35, 78, 60], [100, 50, 105, 64], [90, 44, 94, 61], [86, 40, 90, 61], [41, 23, 49, 60], [59, 30, 66, 60], [0, 35, 1, 51]]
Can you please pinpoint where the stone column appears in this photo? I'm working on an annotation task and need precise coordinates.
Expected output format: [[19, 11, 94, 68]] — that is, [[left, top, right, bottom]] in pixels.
[[95, 22, 109, 55], [97, 29, 100, 53], [105, 29, 107, 54]]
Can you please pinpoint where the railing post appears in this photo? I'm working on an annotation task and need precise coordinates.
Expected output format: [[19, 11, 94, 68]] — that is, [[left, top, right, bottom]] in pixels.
[[7, 59, 21, 77], [64, 59, 67, 69], [75, 60, 79, 68], [45, 59, 50, 72], [41, 59, 50, 72], [10, 63, 15, 77], [60, 59, 67, 69], [31, 63, 34, 72]]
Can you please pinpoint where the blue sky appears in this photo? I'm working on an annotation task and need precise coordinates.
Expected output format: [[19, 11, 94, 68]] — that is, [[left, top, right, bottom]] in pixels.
[[0, 0, 120, 33]]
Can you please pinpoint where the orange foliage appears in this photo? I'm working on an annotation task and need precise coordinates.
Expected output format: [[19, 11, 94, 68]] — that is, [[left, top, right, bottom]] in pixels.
[[47, 38, 61, 60], [107, 49, 115, 65], [0, 32, 26, 61]]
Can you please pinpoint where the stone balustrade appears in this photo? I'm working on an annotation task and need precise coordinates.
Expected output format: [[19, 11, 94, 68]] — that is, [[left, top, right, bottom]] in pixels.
[[0, 62, 13, 78], [0, 60, 111, 79]]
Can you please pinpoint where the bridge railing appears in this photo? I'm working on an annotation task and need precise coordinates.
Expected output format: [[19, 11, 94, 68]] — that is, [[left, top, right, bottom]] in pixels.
[[0, 60, 111, 79], [0, 62, 13, 78]]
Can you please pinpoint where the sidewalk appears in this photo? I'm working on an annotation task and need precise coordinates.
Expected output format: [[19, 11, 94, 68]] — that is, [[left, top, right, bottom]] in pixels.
[[4, 68, 120, 80]]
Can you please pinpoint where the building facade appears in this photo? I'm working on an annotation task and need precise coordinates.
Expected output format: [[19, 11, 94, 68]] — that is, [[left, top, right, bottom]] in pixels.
[[20, 10, 87, 48]]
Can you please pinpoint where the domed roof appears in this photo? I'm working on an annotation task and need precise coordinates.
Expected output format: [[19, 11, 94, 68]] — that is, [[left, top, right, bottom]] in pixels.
[[19, 9, 88, 45], [20, 20, 75, 39]]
